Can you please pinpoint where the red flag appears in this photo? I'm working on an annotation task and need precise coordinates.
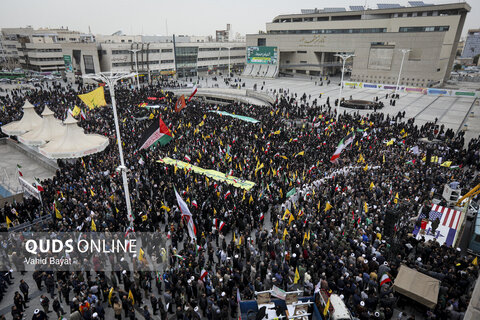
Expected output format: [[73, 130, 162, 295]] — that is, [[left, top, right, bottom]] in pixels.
[[175, 95, 187, 112]]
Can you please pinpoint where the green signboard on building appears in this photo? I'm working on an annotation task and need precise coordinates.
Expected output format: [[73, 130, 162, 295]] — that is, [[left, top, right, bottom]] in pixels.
[[246, 46, 278, 64]]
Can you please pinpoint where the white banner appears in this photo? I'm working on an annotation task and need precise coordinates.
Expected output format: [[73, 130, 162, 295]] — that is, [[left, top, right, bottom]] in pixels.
[[18, 177, 41, 201]]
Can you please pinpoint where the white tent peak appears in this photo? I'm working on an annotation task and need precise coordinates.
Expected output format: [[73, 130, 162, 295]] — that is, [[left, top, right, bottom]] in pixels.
[[39, 117, 109, 159], [63, 113, 78, 125], [1, 100, 43, 136], [18, 108, 66, 146], [41, 107, 55, 117]]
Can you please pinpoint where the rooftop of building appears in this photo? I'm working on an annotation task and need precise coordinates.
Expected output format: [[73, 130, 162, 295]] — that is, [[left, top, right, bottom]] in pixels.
[[272, 1, 470, 21]]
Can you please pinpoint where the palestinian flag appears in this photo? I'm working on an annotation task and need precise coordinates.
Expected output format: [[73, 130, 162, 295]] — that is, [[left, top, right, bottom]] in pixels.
[[137, 117, 172, 150], [188, 85, 198, 102], [379, 273, 391, 286], [330, 132, 355, 163], [17, 164, 23, 177], [175, 95, 187, 112]]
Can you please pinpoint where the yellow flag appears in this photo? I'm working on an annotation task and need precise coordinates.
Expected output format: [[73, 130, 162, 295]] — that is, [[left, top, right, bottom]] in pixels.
[[307, 230, 310, 240], [128, 289, 134, 305], [142, 214, 148, 221], [198, 120, 204, 127], [72, 105, 81, 117], [149, 113, 154, 119], [161, 204, 171, 212], [283, 228, 288, 240], [238, 236, 242, 246], [90, 188, 95, 197], [302, 232, 308, 246], [295, 151, 305, 157], [400, 128, 405, 134], [139, 248, 145, 261], [383, 154, 386, 163], [394, 193, 399, 204], [78, 87, 107, 110], [402, 132, 408, 138], [108, 287, 114, 305], [473, 257, 478, 266], [317, 201, 321, 211], [233, 232, 237, 244], [358, 154, 365, 163], [91, 219, 97, 231], [370, 182, 375, 190], [249, 194, 254, 204], [275, 220, 278, 234], [288, 212, 295, 225], [364, 202, 368, 213], [386, 139, 394, 146], [294, 267, 300, 284], [6, 216, 12, 229], [282, 209, 291, 220], [55, 207, 62, 219], [323, 298, 330, 317], [115, 207, 119, 214], [279, 188, 283, 198], [324, 202, 332, 212], [441, 161, 452, 168], [364, 164, 368, 171]]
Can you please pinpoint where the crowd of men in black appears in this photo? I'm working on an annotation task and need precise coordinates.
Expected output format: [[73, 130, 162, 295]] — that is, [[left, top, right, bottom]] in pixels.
[[0, 77, 479, 320]]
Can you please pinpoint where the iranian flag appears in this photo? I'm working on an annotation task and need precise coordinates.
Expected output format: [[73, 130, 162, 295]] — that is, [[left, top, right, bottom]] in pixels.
[[188, 85, 198, 102], [175, 188, 197, 240], [80, 110, 86, 120], [192, 200, 198, 208], [213, 218, 218, 229], [137, 117, 173, 150], [17, 164, 23, 177], [330, 132, 355, 163], [260, 213, 264, 221], [219, 221, 226, 232], [35, 178, 44, 192], [200, 269, 208, 281], [224, 191, 231, 199], [184, 155, 191, 162], [379, 273, 391, 286]]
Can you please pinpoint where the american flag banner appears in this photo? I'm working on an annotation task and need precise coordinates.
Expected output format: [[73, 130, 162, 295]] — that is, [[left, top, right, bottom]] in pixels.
[[413, 204, 463, 247]]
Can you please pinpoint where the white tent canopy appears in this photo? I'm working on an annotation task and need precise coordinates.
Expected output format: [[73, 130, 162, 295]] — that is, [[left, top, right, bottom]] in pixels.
[[18, 107, 66, 146], [39, 113, 109, 159], [1, 100, 43, 136]]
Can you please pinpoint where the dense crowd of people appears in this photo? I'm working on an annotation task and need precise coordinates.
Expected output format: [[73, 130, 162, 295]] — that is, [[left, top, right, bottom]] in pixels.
[[0, 76, 479, 320]]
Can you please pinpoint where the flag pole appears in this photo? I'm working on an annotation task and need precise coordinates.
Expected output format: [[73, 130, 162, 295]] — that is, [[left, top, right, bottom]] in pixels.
[[83, 72, 138, 227]]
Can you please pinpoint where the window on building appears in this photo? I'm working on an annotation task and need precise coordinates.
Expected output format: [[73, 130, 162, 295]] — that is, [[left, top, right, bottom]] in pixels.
[[83, 55, 95, 74], [257, 38, 266, 46], [297, 51, 307, 54], [162, 49, 173, 53], [161, 60, 174, 64]]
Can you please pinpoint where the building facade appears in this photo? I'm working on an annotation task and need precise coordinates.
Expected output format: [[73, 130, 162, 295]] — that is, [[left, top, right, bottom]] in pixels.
[[462, 29, 480, 59], [246, 2, 470, 87], [99, 40, 246, 78]]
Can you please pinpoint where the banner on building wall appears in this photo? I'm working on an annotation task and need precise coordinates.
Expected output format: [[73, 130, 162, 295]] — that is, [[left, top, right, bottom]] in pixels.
[[246, 46, 278, 65], [63, 55, 73, 73]]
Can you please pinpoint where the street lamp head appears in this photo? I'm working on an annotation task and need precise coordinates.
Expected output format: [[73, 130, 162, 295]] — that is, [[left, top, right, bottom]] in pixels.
[[82, 72, 138, 84]]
